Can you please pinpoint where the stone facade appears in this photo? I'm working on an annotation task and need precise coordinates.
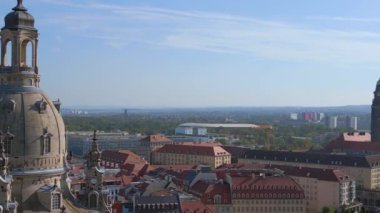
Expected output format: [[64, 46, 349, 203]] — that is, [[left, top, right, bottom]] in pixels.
[[0, 1, 66, 211], [152, 143, 231, 169]]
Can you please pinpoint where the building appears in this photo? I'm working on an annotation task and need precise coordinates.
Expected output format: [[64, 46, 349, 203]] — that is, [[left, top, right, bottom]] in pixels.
[[181, 199, 214, 213], [290, 113, 298, 120], [82, 131, 110, 211], [175, 126, 208, 136], [323, 132, 380, 155], [189, 180, 232, 213], [239, 149, 380, 190], [152, 143, 231, 169], [134, 194, 182, 213], [135, 134, 173, 162], [175, 123, 271, 137], [266, 164, 360, 213], [346, 116, 358, 130], [229, 175, 306, 213], [100, 150, 148, 175], [326, 116, 338, 129], [0, 1, 67, 211], [357, 189, 380, 212], [68, 131, 142, 156], [372, 79, 380, 142]]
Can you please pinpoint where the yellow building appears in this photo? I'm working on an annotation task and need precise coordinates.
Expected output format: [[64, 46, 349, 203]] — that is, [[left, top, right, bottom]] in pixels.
[[266, 164, 361, 213], [152, 143, 231, 169], [239, 150, 380, 190]]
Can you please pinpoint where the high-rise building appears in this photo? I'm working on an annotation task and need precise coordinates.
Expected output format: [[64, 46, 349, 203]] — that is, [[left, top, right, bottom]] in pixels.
[[346, 116, 358, 130], [326, 116, 338, 129], [290, 113, 298, 120], [0, 1, 66, 211], [372, 79, 380, 142]]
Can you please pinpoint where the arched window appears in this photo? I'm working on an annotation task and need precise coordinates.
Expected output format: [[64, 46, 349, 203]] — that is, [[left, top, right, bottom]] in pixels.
[[214, 194, 221, 204], [3, 131, 14, 155], [88, 191, 99, 209], [41, 128, 53, 155], [43, 135, 51, 154], [21, 40, 33, 67], [5, 40, 12, 66]]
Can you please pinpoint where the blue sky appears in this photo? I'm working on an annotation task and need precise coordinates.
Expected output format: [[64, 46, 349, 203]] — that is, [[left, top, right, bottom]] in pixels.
[[1, 0, 380, 107]]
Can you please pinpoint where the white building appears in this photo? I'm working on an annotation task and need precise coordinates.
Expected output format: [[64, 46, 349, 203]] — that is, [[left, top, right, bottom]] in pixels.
[[327, 116, 338, 129], [346, 116, 358, 130]]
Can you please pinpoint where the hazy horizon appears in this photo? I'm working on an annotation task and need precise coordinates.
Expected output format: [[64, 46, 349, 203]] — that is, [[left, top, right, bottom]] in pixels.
[[1, 0, 380, 107]]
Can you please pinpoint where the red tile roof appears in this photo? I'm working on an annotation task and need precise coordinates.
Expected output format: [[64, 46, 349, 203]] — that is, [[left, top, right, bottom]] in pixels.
[[101, 150, 148, 175], [230, 176, 305, 200], [325, 132, 380, 153], [181, 200, 214, 213], [154, 144, 230, 157], [102, 150, 146, 164], [190, 181, 232, 204], [266, 164, 352, 182]]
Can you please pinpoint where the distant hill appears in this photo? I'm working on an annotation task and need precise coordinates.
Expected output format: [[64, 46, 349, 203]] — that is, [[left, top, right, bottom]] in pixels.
[[62, 105, 371, 116]]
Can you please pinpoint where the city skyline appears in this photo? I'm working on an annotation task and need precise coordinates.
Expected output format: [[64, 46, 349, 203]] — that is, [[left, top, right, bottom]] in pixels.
[[1, 0, 380, 107]]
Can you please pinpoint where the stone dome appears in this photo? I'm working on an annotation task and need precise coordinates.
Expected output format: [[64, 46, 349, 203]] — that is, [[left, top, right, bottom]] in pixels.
[[0, 86, 66, 175], [3, 1, 35, 31]]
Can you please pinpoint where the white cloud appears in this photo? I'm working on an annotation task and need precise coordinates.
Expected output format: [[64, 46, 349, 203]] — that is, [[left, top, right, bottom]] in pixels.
[[308, 16, 380, 23], [36, 0, 380, 65]]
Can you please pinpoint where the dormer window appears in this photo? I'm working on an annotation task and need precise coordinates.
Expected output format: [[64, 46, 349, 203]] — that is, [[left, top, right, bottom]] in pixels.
[[36, 98, 47, 113], [3, 98, 16, 113]]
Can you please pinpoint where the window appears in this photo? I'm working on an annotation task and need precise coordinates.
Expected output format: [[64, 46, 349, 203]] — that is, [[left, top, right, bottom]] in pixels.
[[43, 135, 51, 154], [214, 194, 222, 204], [3, 131, 14, 155], [51, 193, 61, 210], [4, 40, 12, 66], [41, 129, 53, 155], [21, 40, 33, 67]]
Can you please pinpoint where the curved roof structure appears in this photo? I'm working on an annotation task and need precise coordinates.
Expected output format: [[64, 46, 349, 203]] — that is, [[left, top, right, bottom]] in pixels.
[[178, 123, 271, 129]]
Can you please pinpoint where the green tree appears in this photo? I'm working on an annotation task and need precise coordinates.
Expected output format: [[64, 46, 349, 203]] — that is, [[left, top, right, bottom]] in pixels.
[[322, 207, 336, 213]]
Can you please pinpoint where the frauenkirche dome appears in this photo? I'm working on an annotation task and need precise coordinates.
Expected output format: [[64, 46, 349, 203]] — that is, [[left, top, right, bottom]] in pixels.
[[0, 0, 67, 212]]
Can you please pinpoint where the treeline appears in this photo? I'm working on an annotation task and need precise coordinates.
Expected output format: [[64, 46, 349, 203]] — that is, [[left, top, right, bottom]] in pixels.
[[63, 113, 345, 150]]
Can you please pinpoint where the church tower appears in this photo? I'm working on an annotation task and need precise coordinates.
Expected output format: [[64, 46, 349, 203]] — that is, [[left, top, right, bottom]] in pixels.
[[83, 130, 109, 211], [0, 0, 66, 211], [371, 79, 380, 142]]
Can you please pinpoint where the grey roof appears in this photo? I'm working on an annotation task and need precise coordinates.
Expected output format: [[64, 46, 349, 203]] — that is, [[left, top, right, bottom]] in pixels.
[[178, 123, 262, 128], [242, 150, 380, 168], [3, 1, 36, 31]]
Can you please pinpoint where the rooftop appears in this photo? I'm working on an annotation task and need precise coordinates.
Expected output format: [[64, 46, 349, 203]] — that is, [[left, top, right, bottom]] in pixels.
[[230, 175, 305, 199], [242, 149, 380, 168], [141, 134, 172, 143], [266, 164, 353, 182], [178, 123, 269, 129], [155, 143, 230, 157], [342, 132, 371, 142]]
